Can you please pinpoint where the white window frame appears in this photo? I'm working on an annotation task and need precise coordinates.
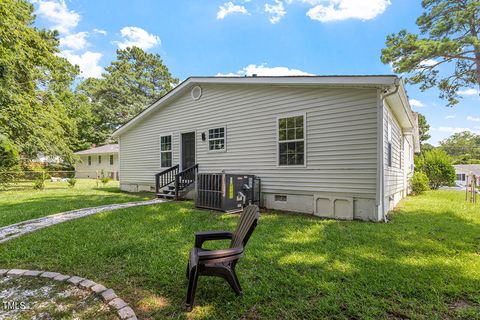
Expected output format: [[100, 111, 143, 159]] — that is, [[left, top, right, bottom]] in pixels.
[[109, 154, 114, 165], [207, 126, 227, 153], [87, 156, 91, 166], [276, 112, 307, 167], [160, 134, 173, 168], [98, 155, 102, 164]]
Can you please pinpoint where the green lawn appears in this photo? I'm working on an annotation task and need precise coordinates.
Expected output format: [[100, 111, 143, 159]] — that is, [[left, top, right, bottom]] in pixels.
[[0, 191, 478, 319], [0, 179, 153, 227]]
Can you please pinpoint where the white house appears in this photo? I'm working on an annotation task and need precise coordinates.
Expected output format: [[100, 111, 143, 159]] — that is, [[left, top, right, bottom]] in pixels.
[[454, 164, 480, 186], [112, 76, 420, 221], [75, 144, 119, 180]]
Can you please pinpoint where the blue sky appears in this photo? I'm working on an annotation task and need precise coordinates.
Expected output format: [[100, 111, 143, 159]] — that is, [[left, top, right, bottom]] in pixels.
[[32, 0, 480, 145]]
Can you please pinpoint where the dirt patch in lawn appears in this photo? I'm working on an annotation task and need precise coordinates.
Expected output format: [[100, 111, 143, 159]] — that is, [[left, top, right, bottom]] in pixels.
[[0, 276, 118, 319], [448, 299, 480, 319]]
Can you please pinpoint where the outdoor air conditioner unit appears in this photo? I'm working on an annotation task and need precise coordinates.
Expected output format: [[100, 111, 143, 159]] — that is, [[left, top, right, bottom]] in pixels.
[[195, 173, 260, 213]]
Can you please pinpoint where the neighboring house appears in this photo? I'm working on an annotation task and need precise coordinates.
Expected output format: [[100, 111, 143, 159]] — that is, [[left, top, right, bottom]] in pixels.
[[74, 144, 119, 180], [112, 76, 420, 221], [454, 164, 480, 186]]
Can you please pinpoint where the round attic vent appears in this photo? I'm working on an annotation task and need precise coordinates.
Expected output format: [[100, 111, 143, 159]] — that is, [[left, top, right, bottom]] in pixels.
[[191, 86, 202, 100]]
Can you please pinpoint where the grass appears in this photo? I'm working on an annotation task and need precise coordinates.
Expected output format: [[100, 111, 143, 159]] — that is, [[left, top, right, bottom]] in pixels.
[[0, 179, 153, 227], [0, 190, 478, 319]]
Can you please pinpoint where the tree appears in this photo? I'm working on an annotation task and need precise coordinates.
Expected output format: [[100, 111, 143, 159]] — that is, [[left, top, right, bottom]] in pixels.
[[0, 0, 79, 166], [77, 47, 178, 142], [381, 0, 480, 106], [415, 149, 455, 189], [439, 131, 480, 161], [421, 143, 436, 151], [417, 113, 431, 146]]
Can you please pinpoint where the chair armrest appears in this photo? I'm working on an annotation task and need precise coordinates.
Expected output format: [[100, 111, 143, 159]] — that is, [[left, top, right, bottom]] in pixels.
[[197, 247, 244, 263], [195, 231, 233, 248]]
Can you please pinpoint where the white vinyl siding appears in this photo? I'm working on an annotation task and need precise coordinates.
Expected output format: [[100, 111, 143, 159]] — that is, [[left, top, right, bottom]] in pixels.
[[383, 102, 404, 196], [119, 84, 379, 197]]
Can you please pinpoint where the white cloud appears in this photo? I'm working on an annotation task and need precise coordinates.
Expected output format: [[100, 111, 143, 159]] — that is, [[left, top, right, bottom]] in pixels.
[[60, 31, 88, 51], [93, 28, 107, 35], [306, 0, 391, 22], [419, 59, 438, 67], [60, 50, 103, 78], [445, 115, 455, 119], [115, 27, 160, 50], [409, 99, 425, 108], [432, 127, 480, 134], [458, 88, 480, 96], [217, 2, 249, 19], [35, 0, 81, 34], [265, 1, 287, 24], [217, 63, 314, 76], [467, 116, 480, 122]]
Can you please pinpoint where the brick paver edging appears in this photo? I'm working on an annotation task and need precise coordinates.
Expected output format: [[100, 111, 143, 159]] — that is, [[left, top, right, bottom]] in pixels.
[[0, 268, 137, 320]]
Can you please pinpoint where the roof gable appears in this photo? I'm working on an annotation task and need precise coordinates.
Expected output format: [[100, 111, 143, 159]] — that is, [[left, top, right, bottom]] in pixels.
[[112, 75, 403, 138]]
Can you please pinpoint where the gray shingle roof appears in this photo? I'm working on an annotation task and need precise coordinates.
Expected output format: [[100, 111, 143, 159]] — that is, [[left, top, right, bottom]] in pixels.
[[75, 144, 119, 155], [454, 164, 480, 176]]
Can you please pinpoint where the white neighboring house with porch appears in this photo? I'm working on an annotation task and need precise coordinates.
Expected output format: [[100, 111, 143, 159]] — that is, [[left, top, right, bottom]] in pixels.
[[112, 76, 420, 221], [454, 164, 480, 186], [75, 144, 119, 180]]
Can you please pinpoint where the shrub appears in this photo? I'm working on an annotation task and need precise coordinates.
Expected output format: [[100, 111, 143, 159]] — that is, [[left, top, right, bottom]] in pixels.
[[33, 178, 45, 190], [67, 178, 77, 188], [100, 177, 111, 186], [410, 171, 430, 195], [415, 149, 455, 189]]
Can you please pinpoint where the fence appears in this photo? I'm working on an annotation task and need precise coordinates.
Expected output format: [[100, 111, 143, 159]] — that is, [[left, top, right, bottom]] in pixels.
[[0, 170, 118, 191]]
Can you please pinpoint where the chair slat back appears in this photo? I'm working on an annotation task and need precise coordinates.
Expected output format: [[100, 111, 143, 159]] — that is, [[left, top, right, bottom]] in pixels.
[[230, 205, 259, 249]]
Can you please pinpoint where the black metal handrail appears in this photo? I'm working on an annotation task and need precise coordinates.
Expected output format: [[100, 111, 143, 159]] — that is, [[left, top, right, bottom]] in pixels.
[[155, 164, 179, 193], [175, 164, 199, 200]]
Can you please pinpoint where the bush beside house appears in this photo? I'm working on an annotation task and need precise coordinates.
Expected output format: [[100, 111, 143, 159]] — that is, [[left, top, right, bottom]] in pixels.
[[414, 149, 455, 190]]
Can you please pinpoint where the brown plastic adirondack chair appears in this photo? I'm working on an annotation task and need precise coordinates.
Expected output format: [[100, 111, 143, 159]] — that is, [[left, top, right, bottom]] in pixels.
[[185, 205, 260, 311]]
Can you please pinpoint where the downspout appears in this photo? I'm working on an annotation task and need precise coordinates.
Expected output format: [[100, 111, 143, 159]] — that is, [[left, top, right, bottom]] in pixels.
[[377, 78, 400, 222]]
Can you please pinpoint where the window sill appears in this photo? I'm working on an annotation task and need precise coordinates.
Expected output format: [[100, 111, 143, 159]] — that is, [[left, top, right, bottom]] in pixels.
[[207, 149, 227, 153]]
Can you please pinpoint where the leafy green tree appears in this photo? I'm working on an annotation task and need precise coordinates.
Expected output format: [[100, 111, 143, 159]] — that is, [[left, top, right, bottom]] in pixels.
[[439, 131, 480, 162], [77, 47, 178, 141], [417, 113, 431, 147], [381, 0, 480, 106], [415, 149, 455, 189], [0, 0, 79, 165], [421, 143, 436, 152]]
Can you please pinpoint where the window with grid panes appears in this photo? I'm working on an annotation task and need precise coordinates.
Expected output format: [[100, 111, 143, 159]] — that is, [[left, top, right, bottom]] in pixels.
[[160, 135, 172, 167], [278, 115, 305, 166], [208, 127, 225, 151]]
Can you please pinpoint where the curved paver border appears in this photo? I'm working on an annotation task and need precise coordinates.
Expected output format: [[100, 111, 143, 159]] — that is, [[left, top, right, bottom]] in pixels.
[[0, 268, 137, 320]]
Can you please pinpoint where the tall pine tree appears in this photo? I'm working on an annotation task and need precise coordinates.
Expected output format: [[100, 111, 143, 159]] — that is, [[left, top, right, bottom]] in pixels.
[[381, 0, 480, 106], [77, 47, 178, 143]]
